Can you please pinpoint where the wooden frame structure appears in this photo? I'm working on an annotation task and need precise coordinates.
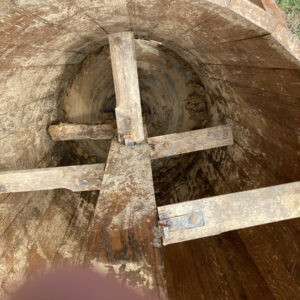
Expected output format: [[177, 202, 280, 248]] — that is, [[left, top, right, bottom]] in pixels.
[[0, 31, 299, 298]]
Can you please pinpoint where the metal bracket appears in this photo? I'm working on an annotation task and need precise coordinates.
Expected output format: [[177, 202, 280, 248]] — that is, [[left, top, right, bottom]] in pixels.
[[159, 211, 204, 238]]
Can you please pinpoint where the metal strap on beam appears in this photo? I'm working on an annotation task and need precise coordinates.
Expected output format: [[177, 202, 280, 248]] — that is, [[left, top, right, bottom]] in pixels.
[[158, 181, 300, 245]]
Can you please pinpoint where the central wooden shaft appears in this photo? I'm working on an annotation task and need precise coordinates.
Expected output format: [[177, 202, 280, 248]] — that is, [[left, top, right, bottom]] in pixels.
[[85, 139, 167, 298], [109, 32, 144, 145]]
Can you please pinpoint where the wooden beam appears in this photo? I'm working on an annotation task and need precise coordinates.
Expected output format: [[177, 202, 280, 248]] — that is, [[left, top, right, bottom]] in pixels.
[[109, 32, 144, 145], [148, 125, 233, 159], [48, 123, 114, 141], [48, 124, 233, 159], [158, 181, 300, 245], [85, 139, 167, 299], [0, 164, 105, 193]]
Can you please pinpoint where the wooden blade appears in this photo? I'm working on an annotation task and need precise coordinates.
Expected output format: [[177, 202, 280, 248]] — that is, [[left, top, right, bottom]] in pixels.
[[109, 32, 144, 145], [148, 125, 233, 159], [158, 181, 300, 245], [85, 139, 167, 299], [0, 164, 105, 193], [48, 123, 114, 141]]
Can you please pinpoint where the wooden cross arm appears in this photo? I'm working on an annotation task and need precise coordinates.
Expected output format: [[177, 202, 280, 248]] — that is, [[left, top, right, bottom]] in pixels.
[[49, 124, 233, 158], [158, 181, 300, 245], [48, 123, 114, 141], [0, 164, 105, 193], [148, 125, 233, 159]]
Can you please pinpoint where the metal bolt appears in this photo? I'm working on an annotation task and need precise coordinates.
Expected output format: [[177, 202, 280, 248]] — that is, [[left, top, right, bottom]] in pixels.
[[189, 214, 200, 225], [80, 179, 89, 185], [167, 219, 173, 227], [158, 219, 172, 227], [114, 37, 122, 46]]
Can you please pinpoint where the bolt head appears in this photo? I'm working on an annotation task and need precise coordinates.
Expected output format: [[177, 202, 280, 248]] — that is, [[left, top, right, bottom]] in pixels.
[[189, 214, 200, 225]]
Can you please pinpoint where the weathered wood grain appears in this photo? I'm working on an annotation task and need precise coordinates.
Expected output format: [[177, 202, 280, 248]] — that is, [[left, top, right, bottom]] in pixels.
[[48, 123, 114, 141], [210, 232, 275, 300], [22, 190, 80, 277], [201, 76, 299, 180], [53, 191, 99, 266], [0, 190, 81, 298], [158, 181, 300, 245], [0, 190, 54, 297], [109, 32, 144, 145], [0, 193, 33, 237], [163, 232, 274, 300], [0, 164, 105, 193], [85, 138, 167, 299], [261, 0, 287, 27], [239, 222, 300, 299], [148, 125, 233, 159]]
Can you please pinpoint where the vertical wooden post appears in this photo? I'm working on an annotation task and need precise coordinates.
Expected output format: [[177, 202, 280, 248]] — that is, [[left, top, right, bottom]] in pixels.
[[109, 32, 144, 145], [85, 139, 167, 299], [86, 31, 166, 298]]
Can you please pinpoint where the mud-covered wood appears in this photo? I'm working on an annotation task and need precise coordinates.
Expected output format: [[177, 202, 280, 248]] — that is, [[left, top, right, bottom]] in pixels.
[[148, 125, 233, 159], [0, 164, 105, 193], [158, 181, 300, 245], [85, 138, 167, 299], [48, 123, 114, 141], [109, 32, 144, 145]]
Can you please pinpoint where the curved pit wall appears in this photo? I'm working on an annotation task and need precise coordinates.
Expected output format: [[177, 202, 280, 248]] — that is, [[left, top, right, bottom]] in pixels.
[[0, 0, 299, 299]]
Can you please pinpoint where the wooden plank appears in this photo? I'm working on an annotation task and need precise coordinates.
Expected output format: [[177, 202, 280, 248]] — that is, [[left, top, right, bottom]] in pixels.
[[158, 181, 300, 245], [0, 164, 105, 193], [261, 0, 287, 27], [85, 138, 167, 299], [48, 123, 114, 141], [109, 32, 144, 145], [148, 125, 233, 159], [48, 124, 232, 159]]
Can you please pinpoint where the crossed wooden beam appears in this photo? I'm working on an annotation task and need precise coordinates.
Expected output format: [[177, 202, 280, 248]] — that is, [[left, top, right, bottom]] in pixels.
[[1, 32, 299, 298]]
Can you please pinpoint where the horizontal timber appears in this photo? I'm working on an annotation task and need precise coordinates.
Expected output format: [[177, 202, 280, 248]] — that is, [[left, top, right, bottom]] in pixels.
[[158, 181, 300, 245], [49, 124, 233, 159], [48, 123, 114, 141], [148, 125, 233, 159], [0, 164, 105, 193]]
